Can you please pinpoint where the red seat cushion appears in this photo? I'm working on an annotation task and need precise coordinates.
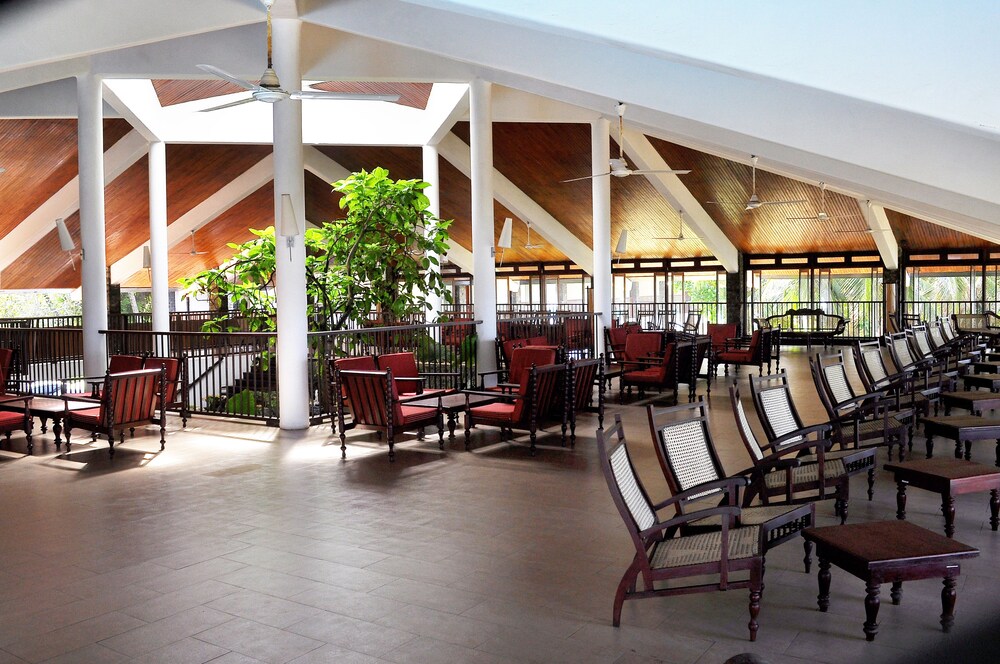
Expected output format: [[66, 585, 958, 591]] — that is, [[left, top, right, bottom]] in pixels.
[[398, 405, 438, 426], [507, 347, 557, 386], [469, 402, 516, 423], [69, 407, 102, 425], [335, 356, 377, 372], [717, 350, 753, 362], [0, 411, 23, 429]]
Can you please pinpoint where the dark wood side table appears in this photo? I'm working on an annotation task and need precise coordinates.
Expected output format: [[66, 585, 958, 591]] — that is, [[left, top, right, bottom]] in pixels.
[[884, 457, 1000, 537], [941, 390, 1000, 416], [919, 415, 1000, 464], [961, 372, 1000, 392], [802, 520, 979, 642], [405, 392, 498, 443]]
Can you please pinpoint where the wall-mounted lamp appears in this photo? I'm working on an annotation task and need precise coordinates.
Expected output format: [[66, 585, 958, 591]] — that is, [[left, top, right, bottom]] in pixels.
[[55, 217, 81, 269], [142, 245, 151, 270], [279, 193, 301, 259], [613, 229, 628, 263], [495, 217, 513, 266]]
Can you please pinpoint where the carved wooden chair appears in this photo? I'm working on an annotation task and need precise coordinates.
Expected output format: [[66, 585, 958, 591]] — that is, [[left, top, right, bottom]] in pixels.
[[334, 368, 443, 461], [604, 323, 641, 388], [375, 351, 458, 396], [620, 339, 688, 404], [855, 338, 937, 418], [494, 335, 548, 374], [646, 399, 815, 570], [479, 345, 557, 390], [911, 324, 969, 376], [729, 383, 868, 524], [929, 319, 980, 367], [464, 361, 565, 455], [748, 370, 878, 503], [64, 354, 144, 399], [63, 367, 165, 457], [887, 331, 956, 393], [142, 356, 187, 428], [597, 415, 765, 640], [565, 356, 605, 445], [809, 350, 911, 460], [714, 327, 769, 379]]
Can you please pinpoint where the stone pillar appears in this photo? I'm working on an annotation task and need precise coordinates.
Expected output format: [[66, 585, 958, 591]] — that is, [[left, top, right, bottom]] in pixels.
[[726, 253, 746, 335], [469, 79, 497, 379]]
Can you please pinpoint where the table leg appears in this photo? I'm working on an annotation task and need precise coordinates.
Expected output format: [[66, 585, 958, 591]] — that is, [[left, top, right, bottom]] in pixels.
[[896, 480, 907, 520], [926, 434, 934, 459], [943, 493, 956, 538], [817, 557, 831, 612], [447, 412, 457, 441], [890, 580, 903, 605], [955, 439, 963, 459], [52, 417, 63, 449], [990, 489, 999, 531], [941, 575, 958, 632], [863, 578, 881, 642], [964, 440, 972, 461], [995, 439, 1000, 467], [39, 415, 49, 434]]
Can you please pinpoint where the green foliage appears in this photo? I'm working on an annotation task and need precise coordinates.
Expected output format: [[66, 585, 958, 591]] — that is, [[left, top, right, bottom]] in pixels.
[[179, 168, 453, 331], [225, 389, 257, 416]]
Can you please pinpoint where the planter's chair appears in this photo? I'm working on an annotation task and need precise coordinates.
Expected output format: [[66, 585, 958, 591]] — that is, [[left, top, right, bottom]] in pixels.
[[748, 370, 878, 502], [464, 362, 565, 455], [375, 351, 458, 396], [855, 338, 936, 418], [929, 320, 981, 367], [714, 328, 769, 379], [646, 399, 815, 569], [479, 345, 557, 390], [565, 356, 605, 445], [63, 367, 166, 457], [887, 331, 957, 393], [142, 356, 188, 428], [809, 351, 911, 461], [669, 310, 701, 334], [911, 324, 969, 376], [730, 383, 870, 524], [597, 415, 765, 640], [334, 368, 443, 461]]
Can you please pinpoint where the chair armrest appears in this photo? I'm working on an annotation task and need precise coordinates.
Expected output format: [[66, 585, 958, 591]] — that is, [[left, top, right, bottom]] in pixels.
[[0, 395, 32, 408], [463, 389, 521, 403], [651, 476, 750, 510], [772, 423, 831, 448], [639, 506, 742, 537]]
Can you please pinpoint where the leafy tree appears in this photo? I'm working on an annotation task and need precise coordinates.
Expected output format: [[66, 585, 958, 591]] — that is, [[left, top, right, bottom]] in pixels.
[[179, 168, 453, 331]]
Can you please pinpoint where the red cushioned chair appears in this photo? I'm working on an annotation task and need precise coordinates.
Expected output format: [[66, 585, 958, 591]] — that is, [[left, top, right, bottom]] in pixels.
[[705, 323, 737, 393], [715, 328, 769, 378], [142, 356, 187, 427], [479, 345, 557, 390], [0, 348, 14, 394], [65, 354, 144, 399], [63, 367, 165, 457], [375, 351, 457, 397], [464, 362, 565, 455], [566, 356, 605, 446], [495, 335, 549, 374], [334, 368, 443, 461]]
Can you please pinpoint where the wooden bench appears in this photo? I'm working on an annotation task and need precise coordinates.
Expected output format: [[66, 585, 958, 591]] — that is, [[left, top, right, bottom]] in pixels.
[[953, 311, 1000, 341], [764, 307, 848, 349]]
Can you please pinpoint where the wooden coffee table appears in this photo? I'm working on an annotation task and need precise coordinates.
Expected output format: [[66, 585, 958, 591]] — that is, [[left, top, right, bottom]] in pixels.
[[803, 520, 979, 642], [0, 396, 95, 454], [405, 392, 498, 443], [961, 372, 1000, 392], [884, 457, 1000, 537], [941, 390, 1000, 416], [920, 415, 1000, 464]]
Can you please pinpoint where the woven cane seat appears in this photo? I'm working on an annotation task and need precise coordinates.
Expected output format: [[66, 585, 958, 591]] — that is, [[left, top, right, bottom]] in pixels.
[[649, 526, 760, 569], [688, 504, 805, 528], [764, 458, 847, 490]]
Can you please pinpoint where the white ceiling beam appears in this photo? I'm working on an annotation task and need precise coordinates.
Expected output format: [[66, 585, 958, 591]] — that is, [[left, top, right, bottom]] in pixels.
[[102, 80, 161, 142], [620, 127, 740, 273], [110, 154, 274, 284], [861, 201, 899, 271], [0, 58, 86, 95], [438, 132, 594, 274], [425, 86, 469, 147], [442, 241, 473, 272], [0, 129, 148, 274]]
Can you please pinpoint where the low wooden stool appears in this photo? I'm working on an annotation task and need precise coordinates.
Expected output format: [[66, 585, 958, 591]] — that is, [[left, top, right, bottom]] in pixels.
[[920, 415, 1000, 464], [884, 457, 1000, 537], [941, 390, 1000, 415], [961, 372, 1000, 392], [802, 520, 978, 642]]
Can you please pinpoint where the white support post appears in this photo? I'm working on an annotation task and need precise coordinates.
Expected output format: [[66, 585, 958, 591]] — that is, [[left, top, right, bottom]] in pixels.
[[469, 79, 497, 379], [76, 73, 108, 375], [148, 140, 169, 354], [272, 16, 309, 430], [423, 143, 442, 322], [591, 117, 612, 356]]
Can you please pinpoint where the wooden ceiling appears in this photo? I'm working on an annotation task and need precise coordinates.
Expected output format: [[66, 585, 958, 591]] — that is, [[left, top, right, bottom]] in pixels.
[[0, 114, 993, 291]]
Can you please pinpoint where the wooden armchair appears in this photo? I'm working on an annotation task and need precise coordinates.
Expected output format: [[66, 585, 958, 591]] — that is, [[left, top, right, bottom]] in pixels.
[[749, 370, 878, 502], [478, 345, 557, 390], [604, 323, 641, 388], [714, 328, 769, 379], [731, 383, 871, 524], [855, 338, 937, 418], [597, 415, 766, 640], [495, 335, 548, 373], [0, 393, 33, 453], [565, 356, 605, 446], [63, 367, 165, 457], [887, 331, 956, 393], [809, 350, 911, 461], [142, 356, 187, 428], [646, 400, 815, 569], [334, 368, 443, 461], [375, 351, 458, 396], [464, 361, 565, 455], [64, 354, 144, 398]]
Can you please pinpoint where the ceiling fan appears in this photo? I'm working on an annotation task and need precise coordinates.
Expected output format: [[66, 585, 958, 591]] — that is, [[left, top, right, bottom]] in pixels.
[[561, 103, 692, 182], [706, 155, 806, 211], [522, 220, 545, 249], [786, 182, 863, 222], [654, 210, 699, 241], [175, 230, 208, 256], [196, 0, 400, 112]]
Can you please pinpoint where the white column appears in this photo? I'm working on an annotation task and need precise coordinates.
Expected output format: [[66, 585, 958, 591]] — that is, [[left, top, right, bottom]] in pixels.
[[148, 141, 169, 346], [591, 117, 612, 356], [77, 73, 108, 375], [272, 17, 309, 429], [422, 143, 442, 322], [469, 79, 497, 378]]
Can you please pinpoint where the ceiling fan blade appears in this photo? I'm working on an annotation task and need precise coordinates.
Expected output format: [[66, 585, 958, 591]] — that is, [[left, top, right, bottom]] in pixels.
[[198, 96, 257, 113], [704, 200, 745, 207], [196, 64, 264, 92], [290, 90, 400, 102], [629, 169, 692, 175], [560, 172, 611, 183], [523, 244, 545, 249], [833, 228, 875, 234], [757, 199, 808, 206]]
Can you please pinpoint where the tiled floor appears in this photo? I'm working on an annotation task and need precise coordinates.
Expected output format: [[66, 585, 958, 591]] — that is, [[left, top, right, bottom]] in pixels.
[[1, 348, 999, 663]]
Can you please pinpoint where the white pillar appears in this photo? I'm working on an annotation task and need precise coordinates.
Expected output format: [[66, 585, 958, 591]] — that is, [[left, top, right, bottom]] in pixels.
[[591, 117, 612, 356], [77, 73, 108, 375], [422, 143, 442, 322], [148, 141, 169, 345], [272, 17, 309, 429], [469, 79, 497, 378]]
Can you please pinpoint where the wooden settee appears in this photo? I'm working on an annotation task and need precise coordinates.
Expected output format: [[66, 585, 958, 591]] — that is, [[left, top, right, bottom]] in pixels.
[[763, 307, 848, 348]]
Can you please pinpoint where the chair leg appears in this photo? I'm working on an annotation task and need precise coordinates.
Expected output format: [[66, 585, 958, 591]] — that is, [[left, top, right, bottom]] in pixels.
[[803, 539, 813, 573], [748, 562, 763, 642], [836, 481, 849, 524], [612, 561, 639, 627], [867, 467, 875, 501]]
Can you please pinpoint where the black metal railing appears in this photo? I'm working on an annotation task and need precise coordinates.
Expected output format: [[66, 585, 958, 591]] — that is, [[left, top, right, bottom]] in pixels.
[[901, 300, 979, 326], [496, 311, 599, 358], [611, 302, 724, 334]]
